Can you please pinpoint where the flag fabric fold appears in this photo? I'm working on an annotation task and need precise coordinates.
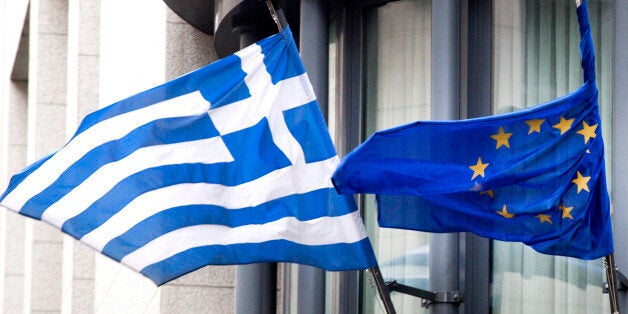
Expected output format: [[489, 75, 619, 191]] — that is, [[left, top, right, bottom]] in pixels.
[[332, 0, 612, 260], [0, 27, 377, 285]]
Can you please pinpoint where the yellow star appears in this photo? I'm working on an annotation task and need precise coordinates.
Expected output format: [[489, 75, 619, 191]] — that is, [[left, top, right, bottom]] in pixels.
[[525, 119, 545, 134], [490, 127, 513, 149], [558, 202, 574, 219], [552, 116, 574, 135], [480, 190, 494, 198], [537, 214, 553, 224], [571, 171, 591, 193], [576, 121, 598, 144], [469, 157, 489, 180], [496, 205, 514, 218]]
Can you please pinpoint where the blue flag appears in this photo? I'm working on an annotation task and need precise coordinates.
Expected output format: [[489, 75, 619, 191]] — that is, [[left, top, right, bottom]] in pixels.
[[332, 1, 612, 260], [0, 27, 377, 285]]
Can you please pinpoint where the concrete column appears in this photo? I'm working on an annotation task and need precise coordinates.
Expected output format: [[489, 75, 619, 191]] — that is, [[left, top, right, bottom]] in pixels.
[[0, 81, 28, 312], [25, 0, 68, 312], [160, 8, 236, 313], [94, 1, 165, 311], [430, 0, 460, 314], [2, 81, 28, 313], [235, 263, 277, 314], [1, 2, 31, 312], [61, 0, 100, 312], [296, 1, 328, 313]]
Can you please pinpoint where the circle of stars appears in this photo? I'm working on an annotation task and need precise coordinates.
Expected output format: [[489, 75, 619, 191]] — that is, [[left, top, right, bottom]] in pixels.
[[466, 115, 597, 226]]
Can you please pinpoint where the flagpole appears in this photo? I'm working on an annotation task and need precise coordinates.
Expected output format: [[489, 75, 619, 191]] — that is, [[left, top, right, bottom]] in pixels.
[[370, 266, 397, 314], [265, 0, 285, 31], [604, 254, 620, 314]]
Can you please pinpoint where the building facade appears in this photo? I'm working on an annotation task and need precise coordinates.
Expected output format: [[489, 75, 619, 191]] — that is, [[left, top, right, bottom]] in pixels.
[[0, 0, 626, 313]]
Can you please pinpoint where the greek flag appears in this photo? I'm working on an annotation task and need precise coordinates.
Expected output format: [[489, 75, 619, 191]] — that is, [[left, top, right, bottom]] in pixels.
[[0, 27, 377, 285]]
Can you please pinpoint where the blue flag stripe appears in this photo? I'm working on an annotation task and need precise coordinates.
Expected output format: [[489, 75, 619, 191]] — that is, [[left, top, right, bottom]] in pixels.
[[74, 53, 247, 135], [99, 189, 357, 261], [283, 101, 338, 163], [0, 153, 54, 201], [141, 239, 376, 286], [119, 211, 369, 273], [258, 29, 307, 85]]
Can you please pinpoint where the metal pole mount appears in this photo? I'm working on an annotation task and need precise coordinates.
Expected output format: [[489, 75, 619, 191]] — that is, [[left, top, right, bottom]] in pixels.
[[602, 254, 625, 314], [386, 281, 463, 309]]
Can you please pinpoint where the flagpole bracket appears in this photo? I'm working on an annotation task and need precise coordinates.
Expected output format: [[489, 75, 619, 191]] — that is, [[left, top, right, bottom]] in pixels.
[[603, 267, 628, 292], [617, 269, 628, 290], [386, 281, 463, 309]]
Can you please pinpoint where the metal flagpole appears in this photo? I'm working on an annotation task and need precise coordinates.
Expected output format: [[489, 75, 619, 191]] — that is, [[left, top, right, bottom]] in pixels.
[[370, 266, 397, 314], [265, 0, 285, 31], [604, 254, 620, 314]]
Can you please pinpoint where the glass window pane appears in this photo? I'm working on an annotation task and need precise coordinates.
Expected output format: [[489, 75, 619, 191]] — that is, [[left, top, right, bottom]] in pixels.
[[491, 0, 613, 313], [362, 1, 431, 313]]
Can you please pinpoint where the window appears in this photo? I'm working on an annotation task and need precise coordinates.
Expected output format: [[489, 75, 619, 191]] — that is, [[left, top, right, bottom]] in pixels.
[[491, 0, 613, 312], [362, 1, 431, 313]]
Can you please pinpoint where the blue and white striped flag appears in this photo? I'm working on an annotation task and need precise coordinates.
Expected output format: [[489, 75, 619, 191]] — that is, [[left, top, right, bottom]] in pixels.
[[0, 27, 377, 285]]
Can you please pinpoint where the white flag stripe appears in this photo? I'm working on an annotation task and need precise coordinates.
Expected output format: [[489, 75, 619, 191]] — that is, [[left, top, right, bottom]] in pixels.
[[235, 45, 306, 165], [2, 91, 210, 211], [208, 74, 315, 136], [41, 137, 234, 227], [235, 44, 273, 101], [267, 108, 306, 165], [81, 156, 340, 251], [121, 211, 367, 272]]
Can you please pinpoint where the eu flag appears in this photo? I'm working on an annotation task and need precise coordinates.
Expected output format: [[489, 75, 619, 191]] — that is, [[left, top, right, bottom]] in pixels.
[[332, 0, 612, 260]]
